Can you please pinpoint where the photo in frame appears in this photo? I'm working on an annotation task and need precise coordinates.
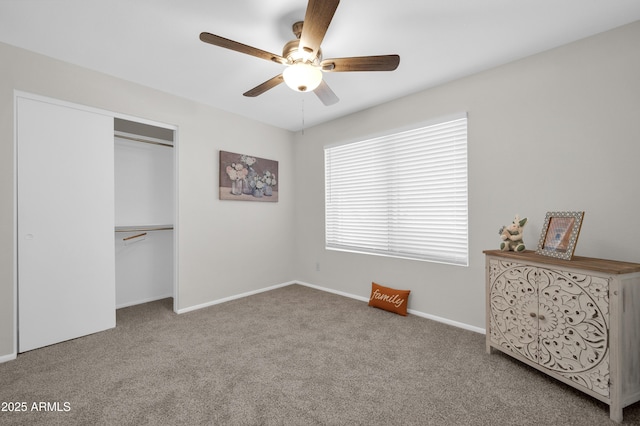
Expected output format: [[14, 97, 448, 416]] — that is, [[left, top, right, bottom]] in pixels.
[[536, 211, 584, 260], [219, 150, 278, 202]]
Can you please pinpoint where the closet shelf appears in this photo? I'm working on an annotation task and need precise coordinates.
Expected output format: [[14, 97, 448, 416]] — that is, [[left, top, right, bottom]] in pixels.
[[114, 131, 174, 148], [115, 225, 173, 232]]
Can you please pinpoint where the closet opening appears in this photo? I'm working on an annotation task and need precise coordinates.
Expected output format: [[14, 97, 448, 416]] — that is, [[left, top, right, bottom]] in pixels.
[[114, 118, 176, 315]]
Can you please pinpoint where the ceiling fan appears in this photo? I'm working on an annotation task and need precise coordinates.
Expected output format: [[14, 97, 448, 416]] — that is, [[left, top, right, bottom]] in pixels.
[[199, 0, 400, 106]]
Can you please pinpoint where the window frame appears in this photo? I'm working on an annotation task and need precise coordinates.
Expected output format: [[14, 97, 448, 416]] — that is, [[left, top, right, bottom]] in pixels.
[[324, 113, 468, 266]]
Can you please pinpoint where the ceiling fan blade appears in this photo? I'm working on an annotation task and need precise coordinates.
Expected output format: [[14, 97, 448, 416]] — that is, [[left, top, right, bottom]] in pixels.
[[321, 55, 400, 72], [314, 80, 339, 106], [299, 0, 340, 59], [200, 32, 286, 65], [243, 74, 284, 97]]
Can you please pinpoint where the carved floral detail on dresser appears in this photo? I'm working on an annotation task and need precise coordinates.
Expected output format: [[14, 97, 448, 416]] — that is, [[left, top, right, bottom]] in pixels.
[[489, 259, 610, 397]]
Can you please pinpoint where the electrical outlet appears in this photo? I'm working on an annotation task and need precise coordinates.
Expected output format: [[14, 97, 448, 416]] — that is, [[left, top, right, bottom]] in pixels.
[[315, 262, 320, 271]]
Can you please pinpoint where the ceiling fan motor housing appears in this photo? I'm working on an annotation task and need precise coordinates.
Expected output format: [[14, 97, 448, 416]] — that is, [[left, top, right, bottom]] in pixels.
[[283, 22, 321, 65]]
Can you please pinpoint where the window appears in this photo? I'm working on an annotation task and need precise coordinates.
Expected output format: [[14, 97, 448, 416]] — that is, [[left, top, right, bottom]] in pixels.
[[324, 114, 468, 266]]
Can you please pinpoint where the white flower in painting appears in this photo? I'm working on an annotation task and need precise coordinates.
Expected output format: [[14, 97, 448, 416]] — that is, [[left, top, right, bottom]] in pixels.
[[226, 162, 248, 181], [255, 180, 265, 189], [241, 155, 256, 167], [226, 166, 238, 181], [262, 171, 277, 187]]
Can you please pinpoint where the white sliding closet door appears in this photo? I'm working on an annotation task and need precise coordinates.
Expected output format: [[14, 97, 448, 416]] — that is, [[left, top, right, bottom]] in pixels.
[[17, 96, 115, 352]]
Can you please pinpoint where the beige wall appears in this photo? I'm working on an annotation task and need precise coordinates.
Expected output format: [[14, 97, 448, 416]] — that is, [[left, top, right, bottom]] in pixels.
[[2, 20, 639, 360], [0, 42, 295, 359], [293, 21, 640, 329]]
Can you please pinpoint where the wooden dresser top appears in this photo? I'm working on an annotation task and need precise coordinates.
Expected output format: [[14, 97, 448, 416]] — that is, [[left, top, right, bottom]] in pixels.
[[483, 249, 640, 275]]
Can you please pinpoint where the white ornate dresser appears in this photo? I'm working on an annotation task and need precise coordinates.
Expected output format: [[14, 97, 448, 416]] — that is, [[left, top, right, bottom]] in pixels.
[[484, 250, 640, 422]]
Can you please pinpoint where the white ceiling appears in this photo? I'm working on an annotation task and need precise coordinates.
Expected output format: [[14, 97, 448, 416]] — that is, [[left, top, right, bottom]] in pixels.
[[1, 1, 640, 132]]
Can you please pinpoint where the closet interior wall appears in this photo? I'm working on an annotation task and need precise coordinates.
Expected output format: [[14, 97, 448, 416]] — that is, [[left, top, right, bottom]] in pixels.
[[114, 118, 174, 309]]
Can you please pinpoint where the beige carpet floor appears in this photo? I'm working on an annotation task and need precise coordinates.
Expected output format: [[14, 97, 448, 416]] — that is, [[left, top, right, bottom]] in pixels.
[[1, 284, 638, 425]]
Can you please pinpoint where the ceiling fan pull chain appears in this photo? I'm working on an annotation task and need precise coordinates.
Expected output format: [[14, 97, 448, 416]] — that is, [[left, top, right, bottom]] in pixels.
[[301, 98, 305, 135]]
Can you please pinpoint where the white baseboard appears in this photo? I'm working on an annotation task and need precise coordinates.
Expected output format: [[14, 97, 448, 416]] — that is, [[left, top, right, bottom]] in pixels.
[[296, 280, 486, 335], [0, 352, 17, 364], [407, 309, 485, 334], [176, 281, 295, 314], [296, 281, 370, 303], [116, 293, 174, 310], [1, 279, 484, 364], [174, 280, 485, 335]]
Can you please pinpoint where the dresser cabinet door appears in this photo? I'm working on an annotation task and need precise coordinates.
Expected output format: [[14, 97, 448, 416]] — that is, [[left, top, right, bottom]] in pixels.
[[537, 269, 610, 397], [488, 259, 539, 362], [489, 259, 610, 397]]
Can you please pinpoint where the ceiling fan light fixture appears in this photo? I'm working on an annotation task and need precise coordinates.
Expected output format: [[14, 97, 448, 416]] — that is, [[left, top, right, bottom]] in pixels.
[[283, 62, 322, 92], [200, 0, 398, 105]]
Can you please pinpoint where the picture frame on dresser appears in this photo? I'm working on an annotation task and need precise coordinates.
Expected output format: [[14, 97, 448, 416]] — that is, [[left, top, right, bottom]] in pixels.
[[536, 211, 584, 260]]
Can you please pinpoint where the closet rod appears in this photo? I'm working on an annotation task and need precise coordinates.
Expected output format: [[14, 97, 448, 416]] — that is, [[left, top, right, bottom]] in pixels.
[[115, 133, 174, 148], [123, 232, 147, 241]]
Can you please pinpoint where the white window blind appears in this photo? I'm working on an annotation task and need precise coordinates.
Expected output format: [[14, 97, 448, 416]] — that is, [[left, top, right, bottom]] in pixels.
[[325, 115, 468, 266]]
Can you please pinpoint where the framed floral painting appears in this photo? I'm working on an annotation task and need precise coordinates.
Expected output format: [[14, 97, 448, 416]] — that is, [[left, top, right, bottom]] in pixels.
[[219, 150, 278, 202]]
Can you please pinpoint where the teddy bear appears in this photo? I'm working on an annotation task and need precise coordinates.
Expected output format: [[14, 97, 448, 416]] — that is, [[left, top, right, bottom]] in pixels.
[[499, 215, 527, 252]]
